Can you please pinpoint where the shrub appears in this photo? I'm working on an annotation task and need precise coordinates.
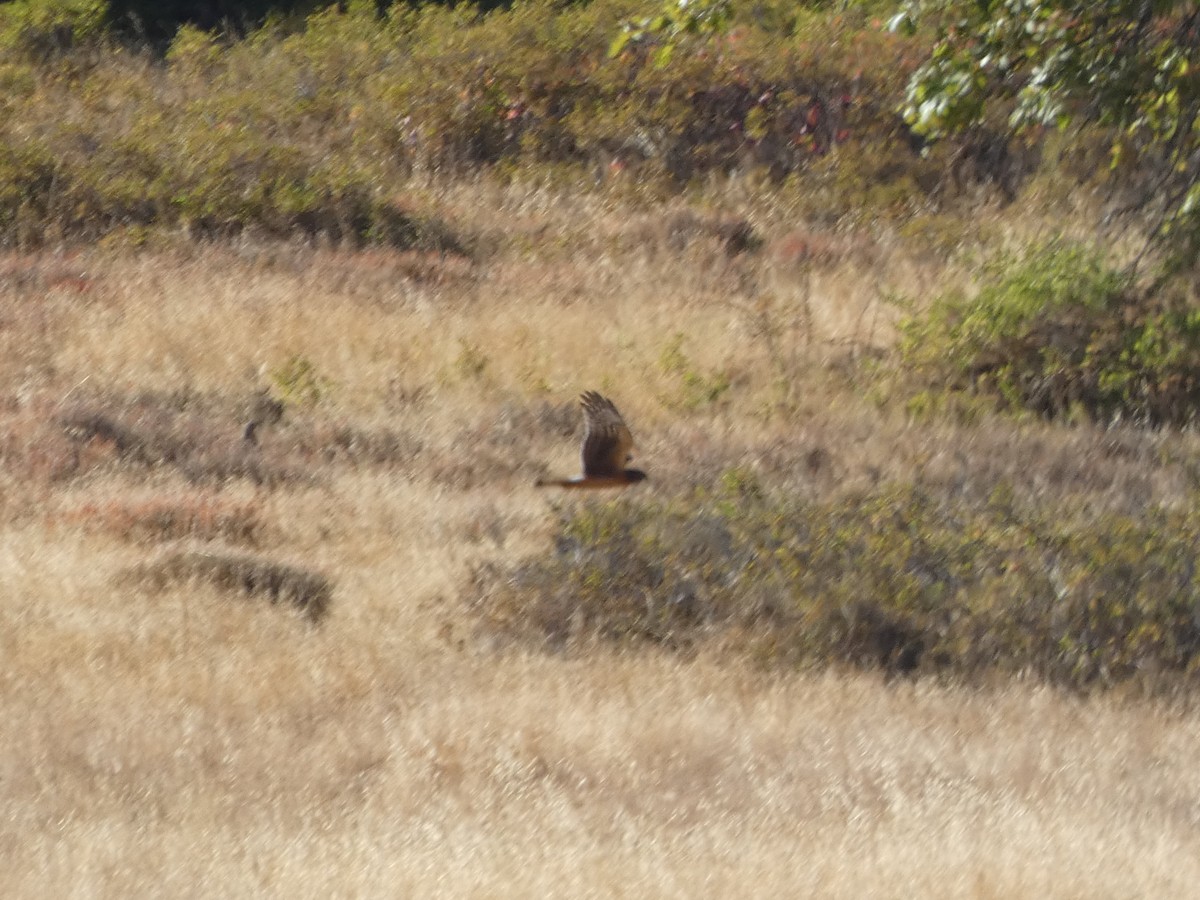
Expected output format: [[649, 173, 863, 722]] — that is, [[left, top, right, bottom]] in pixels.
[[896, 241, 1200, 426], [0, 0, 107, 61], [471, 479, 1200, 690], [56, 393, 304, 486], [0, 0, 945, 245], [658, 333, 731, 409], [270, 355, 332, 407], [122, 549, 332, 621]]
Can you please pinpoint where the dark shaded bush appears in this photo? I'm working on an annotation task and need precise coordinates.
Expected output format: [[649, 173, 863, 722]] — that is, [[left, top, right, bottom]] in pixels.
[[0, 1, 379, 49], [897, 241, 1200, 426], [123, 549, 332, 621], [57, 395, 305, 486], [472, 479, 1200, 690], [107, 1, 330, 41], [58, 390, 293, 485], [53, 389, 425, 484]]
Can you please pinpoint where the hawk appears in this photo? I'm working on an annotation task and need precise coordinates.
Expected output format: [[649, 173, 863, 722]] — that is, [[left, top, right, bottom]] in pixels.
[[536, 391, 648, 488]]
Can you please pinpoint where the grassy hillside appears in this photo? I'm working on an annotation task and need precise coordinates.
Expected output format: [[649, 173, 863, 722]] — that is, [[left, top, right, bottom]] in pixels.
[[4, 2, 1200, 895]]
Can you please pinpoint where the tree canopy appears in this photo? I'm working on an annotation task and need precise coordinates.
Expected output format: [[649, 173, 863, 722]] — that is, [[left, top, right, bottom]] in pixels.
[[892, 0, 1200, 263], [618, 0, 1200, 265]]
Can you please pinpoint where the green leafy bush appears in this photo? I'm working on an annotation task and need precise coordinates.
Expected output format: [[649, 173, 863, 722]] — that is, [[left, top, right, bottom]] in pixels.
[[270, 355, 332, 407], [0, 0, 107, 61], [897, 241, 1200, 426], [658, 333, 731, 409], [472, 480, 1200, 690]]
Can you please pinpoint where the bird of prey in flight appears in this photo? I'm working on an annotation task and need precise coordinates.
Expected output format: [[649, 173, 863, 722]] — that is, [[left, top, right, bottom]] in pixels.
[[536, 391, 648, 488]]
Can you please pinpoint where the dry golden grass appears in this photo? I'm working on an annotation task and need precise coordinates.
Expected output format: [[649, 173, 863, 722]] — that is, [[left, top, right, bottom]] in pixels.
[[3, 182, 1200, 896]]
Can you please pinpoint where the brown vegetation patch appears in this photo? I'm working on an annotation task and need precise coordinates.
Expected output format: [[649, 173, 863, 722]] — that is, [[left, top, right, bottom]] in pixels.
[[657, 211, 762, 256], [300, 247, 480, 310], [490, 398, 581, 446], [428, 398, 578, 489], [0, 403, 83, 485], [767, 226, 880, 271], [122, 549, 332, 622], [292, 421, 424, 469], [0, 254, 98, 296], [3, 387, 429, 489], [56, 491, 263, 545], [647, 406, 1200, 528], [56, 393, 304, 487]]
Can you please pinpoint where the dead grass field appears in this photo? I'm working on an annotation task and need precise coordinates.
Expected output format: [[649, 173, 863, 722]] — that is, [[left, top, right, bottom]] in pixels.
[[3, 182, 1200, 897]]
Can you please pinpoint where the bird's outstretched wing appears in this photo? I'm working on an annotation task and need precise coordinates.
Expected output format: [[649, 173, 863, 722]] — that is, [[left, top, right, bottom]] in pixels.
[[579, 391, 634, 477]]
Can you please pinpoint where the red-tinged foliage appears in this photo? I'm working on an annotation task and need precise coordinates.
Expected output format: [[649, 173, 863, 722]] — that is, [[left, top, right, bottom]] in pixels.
[[57, 493, 263, 544]]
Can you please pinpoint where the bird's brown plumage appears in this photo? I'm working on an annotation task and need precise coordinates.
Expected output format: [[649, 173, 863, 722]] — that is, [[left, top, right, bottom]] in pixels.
[[536, 391, 647, 488], [579, 390, 634, 477]]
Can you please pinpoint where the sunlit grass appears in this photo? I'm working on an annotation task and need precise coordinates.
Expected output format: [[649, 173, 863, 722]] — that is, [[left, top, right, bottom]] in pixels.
[[1, 173, 1198, 896]]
